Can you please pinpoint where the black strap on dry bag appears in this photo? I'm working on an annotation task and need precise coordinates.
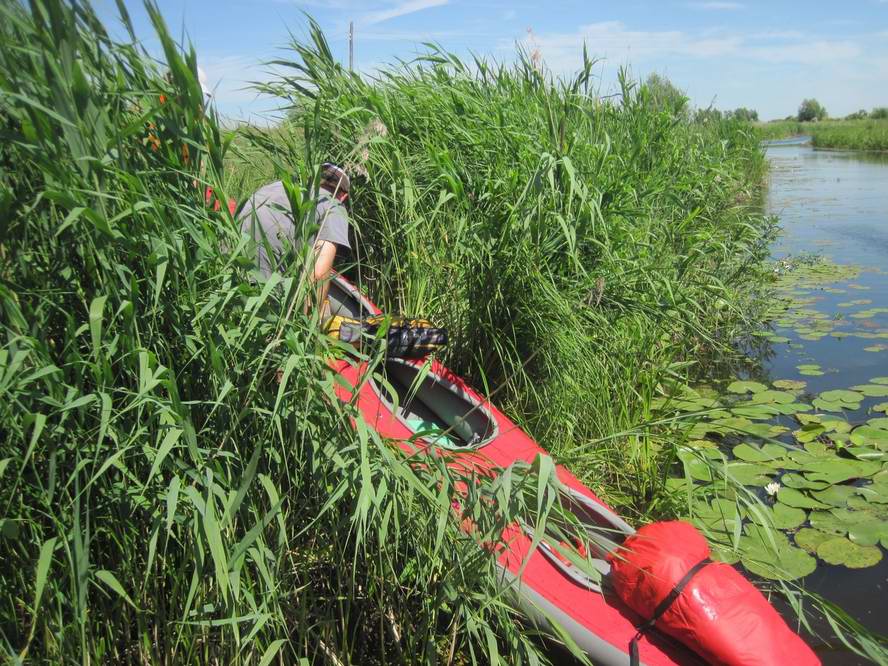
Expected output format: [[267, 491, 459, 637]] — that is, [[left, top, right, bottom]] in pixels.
[[628, 557, 711, 666]]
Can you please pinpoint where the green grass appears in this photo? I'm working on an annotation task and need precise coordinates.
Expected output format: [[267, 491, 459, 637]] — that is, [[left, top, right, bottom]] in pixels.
[[756, 119, 888, 151], [2, 1, 884, 663]]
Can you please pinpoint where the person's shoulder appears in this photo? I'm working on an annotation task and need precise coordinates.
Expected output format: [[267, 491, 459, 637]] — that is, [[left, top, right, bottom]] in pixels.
[[255, 180, 286, 197]]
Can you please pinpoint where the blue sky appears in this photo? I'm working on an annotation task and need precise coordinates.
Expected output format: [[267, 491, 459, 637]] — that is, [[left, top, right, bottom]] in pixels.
[[96, 1, 888, 122]]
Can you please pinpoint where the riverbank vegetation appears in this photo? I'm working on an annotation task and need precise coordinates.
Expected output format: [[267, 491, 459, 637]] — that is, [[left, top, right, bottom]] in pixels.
[[248, 29, 777, 513], [757, 118, 888, 151], [2, 0, 883, 663]]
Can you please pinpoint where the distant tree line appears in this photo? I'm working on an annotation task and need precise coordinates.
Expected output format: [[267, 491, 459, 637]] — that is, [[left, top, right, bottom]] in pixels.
[[640, 74, 886, 125], [693, 106, 759, 123], [844, 107, 888, 120], [787, 100, 887, 122]]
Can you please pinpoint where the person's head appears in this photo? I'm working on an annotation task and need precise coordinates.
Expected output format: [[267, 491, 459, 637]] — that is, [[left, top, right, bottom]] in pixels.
[[320, 162, 350, 203]]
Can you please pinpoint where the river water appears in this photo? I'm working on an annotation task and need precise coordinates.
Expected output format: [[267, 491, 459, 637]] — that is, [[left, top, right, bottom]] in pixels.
[[763, 141, 888, 664]]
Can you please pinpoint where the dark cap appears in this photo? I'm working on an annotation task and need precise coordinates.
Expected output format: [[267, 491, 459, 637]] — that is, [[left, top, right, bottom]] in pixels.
[[320, 162, 350, 195]]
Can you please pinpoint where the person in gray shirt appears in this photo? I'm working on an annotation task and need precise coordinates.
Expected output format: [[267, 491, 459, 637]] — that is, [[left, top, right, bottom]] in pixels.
[[238, 163, 351, 317]]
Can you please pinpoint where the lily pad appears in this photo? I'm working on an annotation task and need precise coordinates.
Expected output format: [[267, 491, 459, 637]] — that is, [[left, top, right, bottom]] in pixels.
[[845, 446, 886, 461], [809, 511, 849, 536], [847, 521, 888, 547], [850, 425, 888, 450], [794, 528, 835, 554], [731, 405, 780, 420], [812, 398, 859, 412], [772, 503, 807, 529], [819, 389, 864, 404], [870, 377, 888, 385], [811, 485, 858, 507], [727, 380, 768, 395], [830, 507, 879, 524], [679, 452, 715, 482], [816, 537, 883, 569], [804, 440, 832, 456], [748, 390, 796, 405], [741, 540, 816, 581], [857, 482, 888, 505], [710, 545, 741, 565], [872, 402, 888, 413], [725, 462, 776, 486], [773, 379, 807, 390], [794, 424, 825, 443], [801, 458, 881, 483], [780, 473, 830, 490], [849, 384, 888, 398], [732, 443, 787, 463], [747, 424, 790, 438], [777, 487, 830, 509]]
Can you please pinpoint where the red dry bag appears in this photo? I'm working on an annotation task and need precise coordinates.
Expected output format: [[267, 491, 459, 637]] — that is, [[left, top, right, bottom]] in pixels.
[[607, 521, 820, 666]]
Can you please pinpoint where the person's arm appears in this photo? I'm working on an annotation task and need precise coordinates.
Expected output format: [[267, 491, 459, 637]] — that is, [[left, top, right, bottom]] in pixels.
[[306, 239, 337, 317]]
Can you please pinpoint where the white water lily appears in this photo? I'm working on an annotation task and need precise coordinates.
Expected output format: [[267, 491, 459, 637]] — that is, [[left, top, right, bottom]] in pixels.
[[765, 482, 781, 497]]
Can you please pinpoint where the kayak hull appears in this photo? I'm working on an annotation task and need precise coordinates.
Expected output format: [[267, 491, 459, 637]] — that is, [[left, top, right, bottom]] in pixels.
[[328, 275, 702, 666]]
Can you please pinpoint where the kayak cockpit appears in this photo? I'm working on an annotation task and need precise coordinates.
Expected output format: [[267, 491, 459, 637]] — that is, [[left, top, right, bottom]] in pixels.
[[372, 359, 498, 449]]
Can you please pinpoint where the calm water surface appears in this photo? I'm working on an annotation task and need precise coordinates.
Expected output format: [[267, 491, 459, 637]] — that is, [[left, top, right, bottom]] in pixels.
[[764, 144, 888, 664]]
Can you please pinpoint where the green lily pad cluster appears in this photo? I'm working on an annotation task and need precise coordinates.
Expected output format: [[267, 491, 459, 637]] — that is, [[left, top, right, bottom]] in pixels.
[[656, 259, 888, 579], [812, 389, 863, 411], [760, 258, 888, 351], [660, 372, 888, 580]]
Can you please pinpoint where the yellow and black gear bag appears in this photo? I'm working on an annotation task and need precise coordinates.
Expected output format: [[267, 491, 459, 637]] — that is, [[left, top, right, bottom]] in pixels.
[[325, 314, 448, 359]]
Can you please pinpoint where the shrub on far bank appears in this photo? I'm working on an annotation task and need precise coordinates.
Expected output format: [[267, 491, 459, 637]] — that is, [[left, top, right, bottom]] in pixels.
[[797, 98, 827, 122]]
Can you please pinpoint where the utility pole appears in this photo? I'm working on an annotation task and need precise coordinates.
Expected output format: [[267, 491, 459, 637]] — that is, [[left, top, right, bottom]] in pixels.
[[348, 21, 354, 71]]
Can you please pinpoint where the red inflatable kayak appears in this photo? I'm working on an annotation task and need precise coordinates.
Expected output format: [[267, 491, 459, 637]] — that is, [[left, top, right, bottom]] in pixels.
[[327, 274, 817, 666]]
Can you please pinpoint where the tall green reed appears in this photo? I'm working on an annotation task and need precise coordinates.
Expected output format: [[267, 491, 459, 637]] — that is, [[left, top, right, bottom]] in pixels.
[[252, 24, 774, 517], [0, 2, 584, 663], [244, 26, 888, 660]]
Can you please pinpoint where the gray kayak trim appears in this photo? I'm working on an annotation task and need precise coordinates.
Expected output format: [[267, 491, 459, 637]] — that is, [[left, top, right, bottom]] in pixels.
[[500, 565, 653, 666], [562, 484, 635, 538], [525, 483, 636, 594], [328, 275, 376, 319]]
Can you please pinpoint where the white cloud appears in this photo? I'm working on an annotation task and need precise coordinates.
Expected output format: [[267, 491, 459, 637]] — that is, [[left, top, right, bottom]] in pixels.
[[686, 2, 744, 10], [510, 21, 862, 72], [358, 27, 494, 42], [512, 21, 741, 71], [747, 40, 861, 64], [360, 0, 448, 27]]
